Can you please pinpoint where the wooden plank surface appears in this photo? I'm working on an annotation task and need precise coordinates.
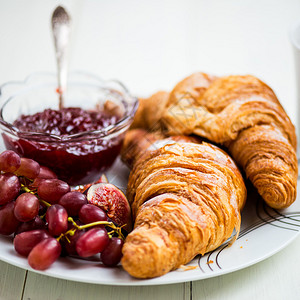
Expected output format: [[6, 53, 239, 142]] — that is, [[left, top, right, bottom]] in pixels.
[[0, 261, 26, 300], [22, 273, 190, 300]]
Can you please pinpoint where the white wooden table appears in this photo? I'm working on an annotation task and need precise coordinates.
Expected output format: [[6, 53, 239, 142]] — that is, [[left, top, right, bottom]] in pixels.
[[1, 0, 300, 299]]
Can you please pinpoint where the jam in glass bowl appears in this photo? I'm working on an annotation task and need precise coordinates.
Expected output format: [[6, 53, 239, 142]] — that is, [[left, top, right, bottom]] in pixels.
[[0, 71, 138, 186]]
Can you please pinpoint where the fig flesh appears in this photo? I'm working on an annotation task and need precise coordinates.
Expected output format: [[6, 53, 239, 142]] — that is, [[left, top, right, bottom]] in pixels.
[[87, 183, 132, 232]]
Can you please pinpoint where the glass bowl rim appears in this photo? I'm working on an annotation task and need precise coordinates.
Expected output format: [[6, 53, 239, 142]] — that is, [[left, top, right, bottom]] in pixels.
[[0, 71, 139, 142]]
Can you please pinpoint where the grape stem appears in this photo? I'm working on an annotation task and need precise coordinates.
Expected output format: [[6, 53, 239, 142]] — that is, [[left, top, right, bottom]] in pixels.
[[39, 199, 51, 208], [67, 217, 125, 240], [21, 185, 34, 193], [21, 183, 51, 209]]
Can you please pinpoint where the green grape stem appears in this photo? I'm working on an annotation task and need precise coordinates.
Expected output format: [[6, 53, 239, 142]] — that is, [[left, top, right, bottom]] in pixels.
[[20, 183, 50, 208], [20, 184, 34, 194], [67, 217, 125, 240], [39, 199, 51, 208]]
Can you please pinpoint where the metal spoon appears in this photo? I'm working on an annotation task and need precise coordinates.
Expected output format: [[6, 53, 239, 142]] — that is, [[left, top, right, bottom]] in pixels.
[[51, 6, 71, 109]]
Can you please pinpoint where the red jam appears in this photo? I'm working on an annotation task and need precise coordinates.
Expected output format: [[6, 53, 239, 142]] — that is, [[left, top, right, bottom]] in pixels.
[[13, 107, 119, 136], [3, 107, 122, 186]]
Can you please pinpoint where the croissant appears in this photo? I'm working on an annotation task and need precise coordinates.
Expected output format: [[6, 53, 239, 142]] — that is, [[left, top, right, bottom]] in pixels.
[[130, 91, 170, 131], [131, 73, 298, 209], [121, 129, 247, 278]]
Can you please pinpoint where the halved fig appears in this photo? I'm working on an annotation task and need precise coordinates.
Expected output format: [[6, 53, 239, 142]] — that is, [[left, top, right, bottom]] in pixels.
[[86, 183, 132, 232], [72, 174, 108, 193]]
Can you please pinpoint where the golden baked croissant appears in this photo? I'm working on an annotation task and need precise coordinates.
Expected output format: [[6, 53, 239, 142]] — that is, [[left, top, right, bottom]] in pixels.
[[130, 91, 170, 131], [131, 73, 298, 209], [121, 129, 247, 278]]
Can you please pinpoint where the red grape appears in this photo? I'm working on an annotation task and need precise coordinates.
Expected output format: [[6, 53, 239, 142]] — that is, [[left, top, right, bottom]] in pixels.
[[14, 193, 39, 222], [0, 173, 21, 205], [38, 203, 48, 215], [37, 179, 70, 204], [28, 237, 61, 270], [59, 191, 87, 216], [15, 157, 40, 179], [46, 204, 68, 236], [100, 237, 124, 267], [0, 201, 21, 235], [38, 165, 57, 179], [14, 229, 50, 257], [15, 216, 46, 235], [0, 150, 21, 173], [79, 204, 108, 225], [76, 228, 109, 257]]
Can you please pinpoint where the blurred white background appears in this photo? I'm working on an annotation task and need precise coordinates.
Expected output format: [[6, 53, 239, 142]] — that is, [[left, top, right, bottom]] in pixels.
[[0, 0, 299, 125]]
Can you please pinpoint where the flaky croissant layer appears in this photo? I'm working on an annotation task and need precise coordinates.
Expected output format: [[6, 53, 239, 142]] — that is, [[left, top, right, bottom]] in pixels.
[[121, 131, 246, 278]]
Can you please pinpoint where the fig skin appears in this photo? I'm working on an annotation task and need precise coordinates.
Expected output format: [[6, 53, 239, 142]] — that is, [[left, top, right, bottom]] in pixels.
[[87, 183, 132, 232], [73, 174, 108, 193]]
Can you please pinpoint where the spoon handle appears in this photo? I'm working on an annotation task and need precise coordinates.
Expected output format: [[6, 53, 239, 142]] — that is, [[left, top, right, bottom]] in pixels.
[[51, 6, 71, 109]]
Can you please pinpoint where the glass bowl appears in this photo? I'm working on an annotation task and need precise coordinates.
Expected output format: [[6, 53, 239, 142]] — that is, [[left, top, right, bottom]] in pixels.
[[0, 71, 138, 186]]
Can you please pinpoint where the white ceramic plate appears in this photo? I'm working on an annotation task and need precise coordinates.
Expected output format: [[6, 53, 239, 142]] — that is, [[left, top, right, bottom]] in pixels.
[[0, 157, 299, 286]]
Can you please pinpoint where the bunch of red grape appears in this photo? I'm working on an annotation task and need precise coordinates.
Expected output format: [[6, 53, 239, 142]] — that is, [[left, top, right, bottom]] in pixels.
[[0, 150, 125, 270]]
